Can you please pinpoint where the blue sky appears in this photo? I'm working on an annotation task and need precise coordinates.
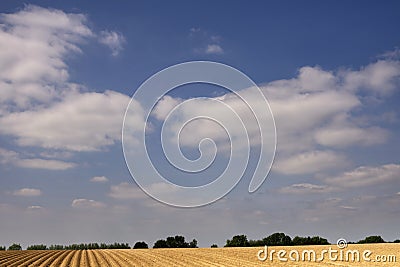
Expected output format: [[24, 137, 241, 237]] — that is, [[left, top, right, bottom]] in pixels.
[[0, 1, 400, 248]]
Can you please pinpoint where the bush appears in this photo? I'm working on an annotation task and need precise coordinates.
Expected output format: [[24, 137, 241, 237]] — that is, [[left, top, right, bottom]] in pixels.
[[8, 244, 22, 251], [0, 246, 5, 251], [133, 241, 148, 249], [393, 239, 400, 243], [211, 244, 218, 248], [357, 236, 385, 244], [27, 244, 47, 250]]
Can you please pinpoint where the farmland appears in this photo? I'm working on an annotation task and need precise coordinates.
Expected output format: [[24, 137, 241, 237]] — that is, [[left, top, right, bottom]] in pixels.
[[0, 243, 398, 266]]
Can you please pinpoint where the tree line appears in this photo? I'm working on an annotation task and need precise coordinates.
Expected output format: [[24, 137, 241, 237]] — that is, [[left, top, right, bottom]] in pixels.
[[224, 233, 399, 247], [0, 234, 398, 251]]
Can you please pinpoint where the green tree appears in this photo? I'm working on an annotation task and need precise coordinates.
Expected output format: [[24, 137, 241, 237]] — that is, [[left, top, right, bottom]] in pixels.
[[8, 244, 22, 251], [358, 236, 385, 244], [211, 244, 218, 248], [225, 235, 249, 247], [393, 239, 400, 243], [292, 236, 329, 245], [264, 233, 292, 246], [27, 244, 47, 250], [133, 241, 148, 249], [189, 239, 198, 248], [0, 246, 5, 251], [153, 239, 168, 248]]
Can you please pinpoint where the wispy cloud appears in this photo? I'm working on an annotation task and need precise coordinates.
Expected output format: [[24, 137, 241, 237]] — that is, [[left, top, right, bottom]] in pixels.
[[98, 30, 125, 56], [205, 44, 224, 54], [279, 183, 334, 194], [0, 148, 76, 170], [13, 188, 42, 197], [189, 27, 224, 55], [90, 176, 109, 183], [71, 198, 106, 209]]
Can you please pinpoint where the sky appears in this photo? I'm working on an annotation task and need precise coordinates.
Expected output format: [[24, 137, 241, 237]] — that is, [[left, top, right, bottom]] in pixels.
[[0, 1, 400, 248]]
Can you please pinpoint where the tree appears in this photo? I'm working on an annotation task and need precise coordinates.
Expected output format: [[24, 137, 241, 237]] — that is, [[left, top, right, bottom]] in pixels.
[[133, 241, 148, 249], [358, 236, 385, 244], [211, 244, 218, 248], [264, 233, 292, 246], [154, 236, 194, 248], [27, 244, 47, 250], [292, 236, 329, 245], [8, 244, 22, 251], [0, 246, 5, 251], [225, 235, 249, 247], [48, 244, 64, 250], [153, 239, 168, 248], [393, 239, 400, 243], [189, 239, 198, 248]]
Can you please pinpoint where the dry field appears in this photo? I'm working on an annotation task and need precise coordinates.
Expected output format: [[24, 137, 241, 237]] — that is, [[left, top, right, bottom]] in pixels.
[[0, 243, 398, 266]]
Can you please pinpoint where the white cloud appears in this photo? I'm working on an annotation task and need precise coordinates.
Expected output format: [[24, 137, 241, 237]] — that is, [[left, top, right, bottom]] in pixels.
[[0, 91, 134, 151], [279, 183, 334, 194], [341, 60, 400, 95], [315, 121, 388, 147], [27, 205, 44, 210], [109, 182, 178, 200], [149, 58, 400, 178], [0, 148, 76, 170], [13, 188, 42, 197], [339, 205, 357, 210], [0, 5, 93, 110], [205, 44, 223, 54], [99, 30, 125, 56], [109, 182, 146, 199], [0, 6, 139, 153], [90, 176, 109, 183], [152, 95, 182, 121], [71, 198, 106, 209], [17, 158, 75, 170], [273, 150, 347, 175], [325, 164, 400, 188]]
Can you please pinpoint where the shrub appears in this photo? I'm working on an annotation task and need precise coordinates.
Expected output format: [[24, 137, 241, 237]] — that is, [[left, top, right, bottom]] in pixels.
[[211, 244, 218, 248]]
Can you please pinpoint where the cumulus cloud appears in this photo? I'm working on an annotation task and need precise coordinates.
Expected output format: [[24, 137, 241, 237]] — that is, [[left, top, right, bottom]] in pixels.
[[71, 198, 106, 209], [150, 57, 400, 175], [90, 176, 109, 183], [0, 5, 93, 110], [0, 91, 134, 151], [99, 30, 125, 56], [13, 188, 42, 197], [0, 6, 139, 153], [341, 60, 400, 95]]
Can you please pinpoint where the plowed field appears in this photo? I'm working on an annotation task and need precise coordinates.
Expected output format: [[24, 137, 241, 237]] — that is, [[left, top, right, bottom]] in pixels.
[[0, 243, 398, 266]]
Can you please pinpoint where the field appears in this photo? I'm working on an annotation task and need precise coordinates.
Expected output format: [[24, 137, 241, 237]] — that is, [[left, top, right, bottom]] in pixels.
[[0, 244, 398, 266]]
